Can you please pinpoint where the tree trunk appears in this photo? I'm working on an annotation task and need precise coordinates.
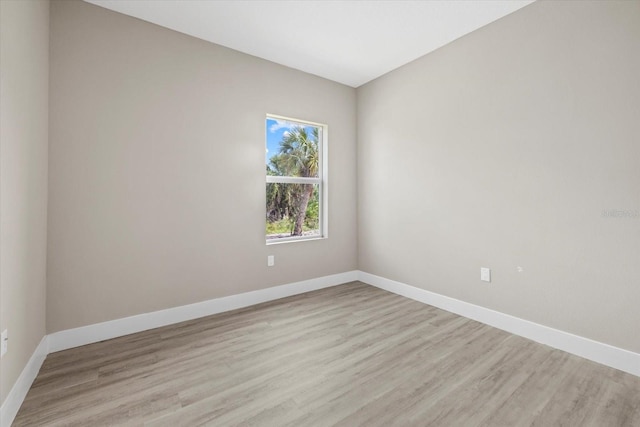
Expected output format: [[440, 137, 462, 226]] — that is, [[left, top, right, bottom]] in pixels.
[[292, 184, 313, 236]]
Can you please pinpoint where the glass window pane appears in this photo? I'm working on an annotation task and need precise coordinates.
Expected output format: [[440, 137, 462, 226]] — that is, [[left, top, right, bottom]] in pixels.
[[266, 183, 320, 240], [266, 118, 320, 178]]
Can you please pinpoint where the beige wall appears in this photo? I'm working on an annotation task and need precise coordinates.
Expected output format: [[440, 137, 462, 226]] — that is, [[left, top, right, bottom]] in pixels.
[[47, 0, 357, 333], [357, 0, 640, 353], [0, 0, 50, 405]]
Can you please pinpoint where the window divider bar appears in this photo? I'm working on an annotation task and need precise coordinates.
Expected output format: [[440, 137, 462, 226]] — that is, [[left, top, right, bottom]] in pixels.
[[266, 176, 321, 185]]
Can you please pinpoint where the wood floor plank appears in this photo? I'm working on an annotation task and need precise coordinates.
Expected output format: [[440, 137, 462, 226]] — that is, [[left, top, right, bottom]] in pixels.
[[12, 281, 640, 426]]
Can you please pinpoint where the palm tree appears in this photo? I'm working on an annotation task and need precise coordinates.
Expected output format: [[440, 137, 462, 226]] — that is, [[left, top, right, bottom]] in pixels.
[[278, 126, 319, 236], [266, 155, 296, 228]]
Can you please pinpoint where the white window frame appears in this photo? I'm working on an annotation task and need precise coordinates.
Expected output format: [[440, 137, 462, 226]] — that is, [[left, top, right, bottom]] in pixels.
[[266, 114, 328, 244]]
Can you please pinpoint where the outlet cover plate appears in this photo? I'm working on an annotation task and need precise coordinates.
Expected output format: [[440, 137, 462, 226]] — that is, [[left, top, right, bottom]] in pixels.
[[480, 267, 491, 282], [1, 329, 7, 357]]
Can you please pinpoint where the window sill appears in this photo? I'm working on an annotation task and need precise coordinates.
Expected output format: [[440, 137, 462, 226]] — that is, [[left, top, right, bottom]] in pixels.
[[266, 236, 327, 245]]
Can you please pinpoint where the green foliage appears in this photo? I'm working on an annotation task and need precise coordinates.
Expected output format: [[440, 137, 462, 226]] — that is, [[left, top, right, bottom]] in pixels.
[[278, 127, 319, 178], [304, 186, 319, 229], [265, 211, 317, 236], [266, 218, 294, 235]]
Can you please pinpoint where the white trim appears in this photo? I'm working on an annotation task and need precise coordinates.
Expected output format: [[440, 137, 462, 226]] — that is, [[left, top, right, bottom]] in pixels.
[[5, 269, 637, 427], [320, 124, 328, 239], [266, 113, 326, 129], [266, 176, 321, 185], [49, 271, 358, 353], [0, 336, 49, 427], [358, 271, 640, 378], [266, 235, 325, 245]]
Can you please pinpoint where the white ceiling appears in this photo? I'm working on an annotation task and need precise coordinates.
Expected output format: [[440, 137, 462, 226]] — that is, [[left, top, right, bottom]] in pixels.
[[84, 0, 534, 88]]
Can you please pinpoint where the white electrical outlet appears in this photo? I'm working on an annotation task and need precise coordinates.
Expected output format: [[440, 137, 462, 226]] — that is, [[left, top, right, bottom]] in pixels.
[[1, 329, 7, 358], [267, 255, 275, 267], [480, 267, 491, 282]]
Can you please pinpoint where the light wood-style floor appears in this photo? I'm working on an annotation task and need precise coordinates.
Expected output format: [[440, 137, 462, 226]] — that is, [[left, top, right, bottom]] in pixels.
[[13, 282, 640, 426]]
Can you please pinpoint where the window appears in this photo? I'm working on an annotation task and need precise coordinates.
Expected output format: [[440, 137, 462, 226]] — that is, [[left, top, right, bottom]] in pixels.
[[266, 115, 326, 243]]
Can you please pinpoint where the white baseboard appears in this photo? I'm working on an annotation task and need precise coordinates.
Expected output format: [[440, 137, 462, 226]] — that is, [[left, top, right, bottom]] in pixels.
[[2, 271, 357, 426], [0, 336, 49, 427], [358, 271, 640, 378], [49, 270, 358, 353], [4, 269, 637, 427]]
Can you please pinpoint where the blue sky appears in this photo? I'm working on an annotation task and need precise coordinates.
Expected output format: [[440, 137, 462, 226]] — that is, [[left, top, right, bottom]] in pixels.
[[266, 118, 316, 166], [266, 118, 288, 166]]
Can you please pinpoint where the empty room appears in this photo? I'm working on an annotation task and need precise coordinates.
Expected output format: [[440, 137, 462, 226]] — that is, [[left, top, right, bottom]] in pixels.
[[1, 0, 639, 425]]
